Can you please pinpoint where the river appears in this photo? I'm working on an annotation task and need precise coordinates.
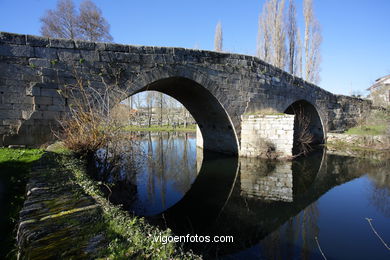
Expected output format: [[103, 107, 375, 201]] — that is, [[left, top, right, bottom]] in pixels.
[[97, 132, 390, 259]]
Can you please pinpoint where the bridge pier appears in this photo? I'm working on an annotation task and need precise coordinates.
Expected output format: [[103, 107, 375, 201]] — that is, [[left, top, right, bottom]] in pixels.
[[197, 114, 295, 159], [239, 114, 295, 159]]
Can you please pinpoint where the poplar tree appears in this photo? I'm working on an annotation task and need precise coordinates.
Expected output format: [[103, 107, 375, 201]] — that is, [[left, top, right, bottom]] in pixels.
[[214, 21, 223, 52]]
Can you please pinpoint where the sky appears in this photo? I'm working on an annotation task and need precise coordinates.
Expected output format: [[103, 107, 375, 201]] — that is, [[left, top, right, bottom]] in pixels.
[[0, 0, 389, 96]]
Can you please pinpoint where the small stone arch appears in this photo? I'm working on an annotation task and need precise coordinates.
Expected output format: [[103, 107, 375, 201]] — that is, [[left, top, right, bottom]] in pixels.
[[284, 99, 325, 156]]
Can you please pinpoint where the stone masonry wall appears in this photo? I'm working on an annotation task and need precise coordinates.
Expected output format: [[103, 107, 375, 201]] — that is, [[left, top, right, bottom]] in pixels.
[[240, 114, 294, 159], [0, 31, 372, 151]]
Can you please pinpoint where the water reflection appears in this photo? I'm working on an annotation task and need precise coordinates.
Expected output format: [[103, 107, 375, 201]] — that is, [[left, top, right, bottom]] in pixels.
[[240, 158, 293, 202], [97, 133, 390, 259], [130, 132, 197, 216]]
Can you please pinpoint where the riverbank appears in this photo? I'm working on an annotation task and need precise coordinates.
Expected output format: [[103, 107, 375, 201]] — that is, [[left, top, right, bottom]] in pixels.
[[122, 124, 196, 132], [0, 148, 43, 259], [326, 132, 390, 160], [16, 147, 199, 259]]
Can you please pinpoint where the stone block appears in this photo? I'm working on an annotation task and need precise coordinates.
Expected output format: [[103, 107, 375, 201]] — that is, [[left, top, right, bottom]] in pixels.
[[0, 45, 34, 57], [35, 96, 53, 105], [0, 110, 21, 119], [29, 58, 51, 68], [0, 103, 13, 110], [40, 88, 60, 98], [42, 111, 61, 119], [58, 49, 81, 61], [0, 32, 26, 45], [80, 50, 99, 62], [49, 38, 75, 49], [34, 47, 58, 59], [52, 97, 65, 105], [47, 105, 65, 112], [74, 40, 95, 50], [26, 35, 49, 47], [105, 43, 128, 52]]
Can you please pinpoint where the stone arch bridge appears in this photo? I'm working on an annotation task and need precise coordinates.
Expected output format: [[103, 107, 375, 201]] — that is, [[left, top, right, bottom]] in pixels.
[[0, 32, 371, 158]]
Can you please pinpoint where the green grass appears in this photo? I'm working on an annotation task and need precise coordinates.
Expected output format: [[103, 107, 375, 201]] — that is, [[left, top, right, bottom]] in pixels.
[[0, 148, 44, 259], [345, 124, 387, 135], [122, 124, 196, 132]]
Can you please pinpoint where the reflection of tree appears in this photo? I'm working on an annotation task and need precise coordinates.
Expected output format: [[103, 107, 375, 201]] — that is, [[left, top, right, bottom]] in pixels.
[[146, 132, 155, 204], [156, 133, 167, 209], [259, 202, 319, 259], [300, 203, 319, 260], [367, 163, 390, 218], [369, 183, 390, 217], [143, 132, 198, 211], [174, 133, 195, 194]]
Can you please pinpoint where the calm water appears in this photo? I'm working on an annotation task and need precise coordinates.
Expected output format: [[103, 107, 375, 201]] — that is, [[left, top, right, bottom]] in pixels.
[[102, 132, 390, 259]]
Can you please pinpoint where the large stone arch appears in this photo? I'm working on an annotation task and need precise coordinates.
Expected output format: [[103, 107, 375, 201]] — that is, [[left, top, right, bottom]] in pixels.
[[123, 74, 239, 155]]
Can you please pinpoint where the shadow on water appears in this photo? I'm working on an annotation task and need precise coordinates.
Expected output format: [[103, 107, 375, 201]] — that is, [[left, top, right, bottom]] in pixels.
[[93, 132, 390, 259]]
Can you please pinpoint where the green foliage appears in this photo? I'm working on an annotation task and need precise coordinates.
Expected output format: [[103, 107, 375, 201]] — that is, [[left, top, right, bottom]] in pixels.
[[0, 148, 44, 259], [345, 124, 387, 135], [346, 109, 390, 136]]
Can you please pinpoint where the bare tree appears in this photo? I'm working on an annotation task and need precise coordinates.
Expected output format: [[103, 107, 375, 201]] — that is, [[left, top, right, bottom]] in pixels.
[[145, 92, 155, 127], [273, 0, 286, 69], [78, 0, 113, 42], [257, 0, 275, 63], [304, 0, 322, 84], [40, 0, 113, 42], [296, 28, 303, 77], [41, 0, 80, 39], [257, 0, 286, 69], [214, 21, 223, 52], [287, 0, 297, 74]]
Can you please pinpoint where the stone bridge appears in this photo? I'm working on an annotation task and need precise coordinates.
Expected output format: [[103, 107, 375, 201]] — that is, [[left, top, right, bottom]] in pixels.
[[0, 32, 371, 157]]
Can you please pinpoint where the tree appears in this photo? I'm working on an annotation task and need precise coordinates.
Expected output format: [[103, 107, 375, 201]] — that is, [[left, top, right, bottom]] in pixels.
[[257, 0, 286, 69], [296, 28, 303, 77], [273, 0, 286, 69], [214, 21, 223, 52], [287, 0, 297, 75], [40, 0, 112, 42], [257, 0, 275, 63], [145, 92, 155, 127], [78, 0, 113, 42], [40, 0, 80, 39], [304, 0, 322, 84]]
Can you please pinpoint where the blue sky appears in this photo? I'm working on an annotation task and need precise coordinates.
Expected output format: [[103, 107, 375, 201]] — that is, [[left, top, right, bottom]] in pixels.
[[0, 0, 389, 95]]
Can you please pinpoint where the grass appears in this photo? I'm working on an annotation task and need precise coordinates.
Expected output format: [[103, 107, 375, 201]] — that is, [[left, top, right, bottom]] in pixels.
[[122, 124, 197, 132], [344, 109, 389, 136], [345, 124, 387, 136], [0, 148, 44, 259]]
